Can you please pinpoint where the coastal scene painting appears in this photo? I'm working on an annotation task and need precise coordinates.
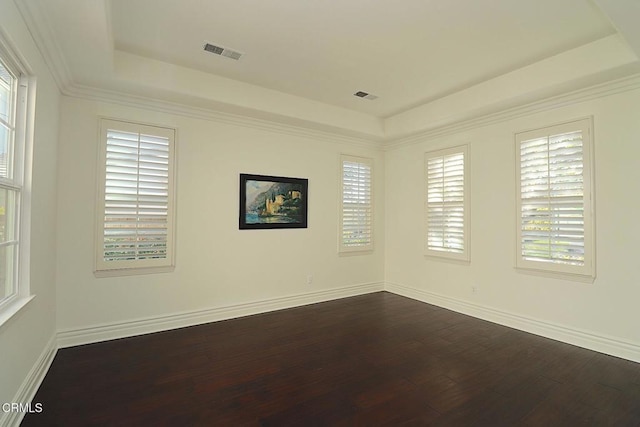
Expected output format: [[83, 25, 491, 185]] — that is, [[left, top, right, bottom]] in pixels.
[[239, 174, 308, 229]]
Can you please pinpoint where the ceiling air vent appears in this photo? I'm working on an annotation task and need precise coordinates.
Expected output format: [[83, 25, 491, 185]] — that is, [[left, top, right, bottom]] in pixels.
[[354, 91, 378, 100], [204, 43, 243, 60]]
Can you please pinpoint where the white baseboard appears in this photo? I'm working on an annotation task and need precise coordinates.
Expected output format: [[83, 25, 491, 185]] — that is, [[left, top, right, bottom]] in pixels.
[[57, 282, 384, 348], [385, 281, 640, 363], [13, 280, 639, 427], [1, 334, 57, 427]]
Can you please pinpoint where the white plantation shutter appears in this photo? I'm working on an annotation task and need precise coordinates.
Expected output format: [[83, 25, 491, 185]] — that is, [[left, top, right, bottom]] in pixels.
[[96, 120, 176, 274], [340, 155, 373, 252], [516, 118, 594, 277], [425, 146, 468, 260]]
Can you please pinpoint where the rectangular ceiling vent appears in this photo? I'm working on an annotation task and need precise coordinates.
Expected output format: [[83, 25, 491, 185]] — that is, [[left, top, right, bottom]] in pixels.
[[204, 43, 243, 60], [354, 91, 378, 101]]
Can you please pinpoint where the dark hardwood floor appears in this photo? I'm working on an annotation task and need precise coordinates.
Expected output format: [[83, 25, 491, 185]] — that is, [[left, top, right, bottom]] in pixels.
[[22, 292, 640, 426]]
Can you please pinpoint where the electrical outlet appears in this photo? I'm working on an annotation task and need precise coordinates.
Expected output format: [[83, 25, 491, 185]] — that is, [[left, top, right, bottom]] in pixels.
[[307, 274, 313, 285]]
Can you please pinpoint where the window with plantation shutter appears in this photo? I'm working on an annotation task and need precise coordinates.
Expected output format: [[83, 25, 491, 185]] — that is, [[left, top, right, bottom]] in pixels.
[[424, 145, 469, 261], [339, 155, 373, 253], [95, 119, 176, 276], [516, 118, 594, 278]]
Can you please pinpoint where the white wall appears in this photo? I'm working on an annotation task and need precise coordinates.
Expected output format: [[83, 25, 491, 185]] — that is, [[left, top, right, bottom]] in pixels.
[[0, 0, 59, 415], [54, 71, 640, 362], [55, 96, 384, 337], [385, 85, 640, 359]]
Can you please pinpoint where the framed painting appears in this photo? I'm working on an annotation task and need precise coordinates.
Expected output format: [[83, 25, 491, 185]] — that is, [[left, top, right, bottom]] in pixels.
[[239, 174, 308, 229]]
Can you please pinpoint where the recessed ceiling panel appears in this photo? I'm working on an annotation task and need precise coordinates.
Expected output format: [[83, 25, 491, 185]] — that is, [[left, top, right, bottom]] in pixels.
[[109, 0, 614, 117]]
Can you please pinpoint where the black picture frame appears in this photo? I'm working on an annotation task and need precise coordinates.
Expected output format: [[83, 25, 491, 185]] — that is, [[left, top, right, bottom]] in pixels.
[[239, 174, 308, 229]]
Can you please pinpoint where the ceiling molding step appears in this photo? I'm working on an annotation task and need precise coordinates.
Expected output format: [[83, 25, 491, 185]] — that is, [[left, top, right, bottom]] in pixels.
[[384, 72, 640, 151], [60, 71, 640, 153], [62, 83, 384, 150], [14, 0, 73, 91]]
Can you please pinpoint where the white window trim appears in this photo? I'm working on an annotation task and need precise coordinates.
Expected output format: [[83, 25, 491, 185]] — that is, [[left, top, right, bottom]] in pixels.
[[339, 154, 373, 254], [515, 117, 595, 280], [424, 145, 470, 262], [95, 118, 177, 277], [0, 30, 35, 328]]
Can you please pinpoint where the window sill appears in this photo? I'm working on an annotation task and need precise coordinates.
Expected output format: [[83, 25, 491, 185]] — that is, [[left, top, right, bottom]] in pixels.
[[338, 249, 374, 257], [515, 266, 595, 283], [0, 295, 36, 330], [94, 265, 175, 278], [424, 253, 471, 265]]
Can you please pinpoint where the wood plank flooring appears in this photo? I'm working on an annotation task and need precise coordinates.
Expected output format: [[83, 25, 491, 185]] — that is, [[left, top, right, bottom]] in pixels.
[[22, 292, 640, 426]]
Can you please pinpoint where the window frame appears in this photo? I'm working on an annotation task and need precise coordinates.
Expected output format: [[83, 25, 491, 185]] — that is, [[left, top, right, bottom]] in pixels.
[[339, 154, 373, 254], [424, 145, 470, 262], [515, 117, 595, 279], [0, 33, 35, 326], [95, 118, 177, 277]]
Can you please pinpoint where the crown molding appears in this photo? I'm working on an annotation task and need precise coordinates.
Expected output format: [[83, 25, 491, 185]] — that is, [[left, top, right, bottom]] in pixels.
[[56, 71, 640, 152], [16, 0, 640, 152], [63, 83, 384, 150], [14, 0, 73, 91], [383, 72, 640, 151], [60, 71, 640, 152]]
